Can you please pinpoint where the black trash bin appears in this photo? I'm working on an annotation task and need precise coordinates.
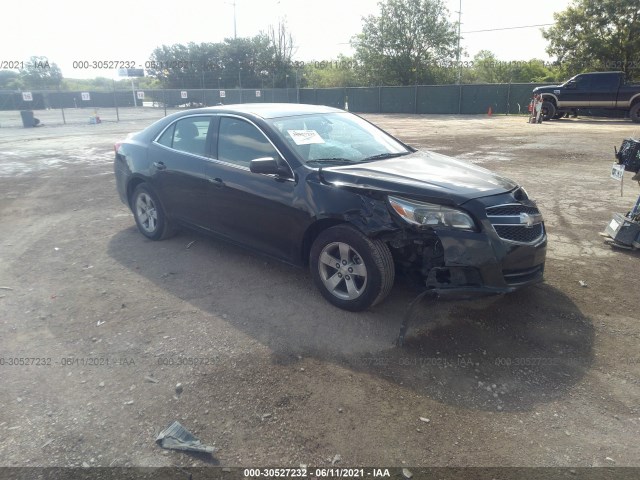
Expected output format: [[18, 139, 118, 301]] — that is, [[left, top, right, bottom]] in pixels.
[[20, 110, 35, 128]]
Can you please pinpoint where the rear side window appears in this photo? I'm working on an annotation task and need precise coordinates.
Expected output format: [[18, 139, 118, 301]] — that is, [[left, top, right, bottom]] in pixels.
[[157, 124, 175, 147], [156, 117, 212, 156], [591, 75, 620, 91], [217, 117, 278, 167]]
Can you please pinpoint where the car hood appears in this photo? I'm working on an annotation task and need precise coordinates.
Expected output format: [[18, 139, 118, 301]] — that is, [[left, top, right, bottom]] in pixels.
[[533, 85, 562, 92], [320, 150, 518, 205]]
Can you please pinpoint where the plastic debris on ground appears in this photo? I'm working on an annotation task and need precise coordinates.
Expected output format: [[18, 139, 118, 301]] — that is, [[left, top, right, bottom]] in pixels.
[[156, 421, 217, 454]]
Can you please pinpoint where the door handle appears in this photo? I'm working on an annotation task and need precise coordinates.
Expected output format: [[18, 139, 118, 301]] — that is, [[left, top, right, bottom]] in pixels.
[[208, 177, 224, 187], [153, 161, 166, 171]]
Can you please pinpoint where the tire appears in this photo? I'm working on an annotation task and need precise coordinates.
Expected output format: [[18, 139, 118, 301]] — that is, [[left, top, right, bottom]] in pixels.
[[630, 103, 640, 123], [541, 101, 556, 121], [131, 183, 175, 240], [310, 224, 395, 311]]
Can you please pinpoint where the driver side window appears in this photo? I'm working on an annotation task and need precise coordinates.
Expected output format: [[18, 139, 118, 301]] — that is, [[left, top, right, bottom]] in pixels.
[[218, 117, 278, 167]]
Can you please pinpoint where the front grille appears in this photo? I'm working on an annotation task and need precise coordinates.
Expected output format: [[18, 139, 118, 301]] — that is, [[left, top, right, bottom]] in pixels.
[[486, 204, 540, 216], [486, 203, 545, 244], [494, 224, 544, 243]]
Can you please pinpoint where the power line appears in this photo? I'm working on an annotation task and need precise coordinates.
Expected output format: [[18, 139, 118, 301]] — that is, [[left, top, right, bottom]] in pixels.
[[463, 23, 553, 34]]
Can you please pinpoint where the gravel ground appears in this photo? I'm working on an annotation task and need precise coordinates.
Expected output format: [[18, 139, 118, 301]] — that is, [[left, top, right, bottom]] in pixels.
[[0, 109, 639, 470]]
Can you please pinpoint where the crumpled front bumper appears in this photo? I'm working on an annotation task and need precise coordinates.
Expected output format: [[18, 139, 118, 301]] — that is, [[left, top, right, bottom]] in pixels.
[[425, 227, 546, 296], [388, 191, 547, 296]]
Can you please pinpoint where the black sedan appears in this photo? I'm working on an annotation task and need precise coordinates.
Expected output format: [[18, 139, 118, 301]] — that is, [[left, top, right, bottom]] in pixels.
[[114, 104, 546, 311]]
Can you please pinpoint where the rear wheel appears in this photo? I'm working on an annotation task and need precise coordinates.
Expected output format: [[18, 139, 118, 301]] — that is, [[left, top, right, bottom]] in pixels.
[[541, 101, 556, 121], [131, 183, 175, 240], [310, 225, 394, 311], [630, 103, 640, 123]]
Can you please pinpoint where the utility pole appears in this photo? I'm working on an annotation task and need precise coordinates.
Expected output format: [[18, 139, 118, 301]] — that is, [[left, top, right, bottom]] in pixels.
[[224, 1, 237, 38], [456, 0, 462, 84], [232, 0, 237, 38]]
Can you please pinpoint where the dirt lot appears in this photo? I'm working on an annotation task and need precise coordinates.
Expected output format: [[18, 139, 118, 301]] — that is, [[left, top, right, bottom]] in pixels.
[[1, 108, 639, 470]]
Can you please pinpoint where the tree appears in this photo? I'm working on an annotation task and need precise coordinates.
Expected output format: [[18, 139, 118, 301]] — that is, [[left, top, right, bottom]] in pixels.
[[19, 56, 63, 89], [0, 70, 22, 89], [466, 50, 559, 84], [352, 0, 459, 86], [543, 0, 640, 79], [303, 56, 363, 87], [147, 20, 297, 89], [267, 19, 296, 86], [221, 35, 274, 88]]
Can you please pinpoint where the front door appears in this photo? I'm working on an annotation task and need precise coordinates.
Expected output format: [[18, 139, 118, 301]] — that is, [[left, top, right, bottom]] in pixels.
[[204, 116, 304, 262]]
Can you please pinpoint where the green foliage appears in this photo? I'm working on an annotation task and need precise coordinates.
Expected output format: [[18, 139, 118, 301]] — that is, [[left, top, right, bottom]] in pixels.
[[0, 70, 22, 89], [464, 50, 560, 84], [19, 56, 63, 89], [543, 0, 640, 79], [146, 20, 297, 89], [62, 77, 116, 91], [352, 0, 459, 86], [302, 56, 363, 87]]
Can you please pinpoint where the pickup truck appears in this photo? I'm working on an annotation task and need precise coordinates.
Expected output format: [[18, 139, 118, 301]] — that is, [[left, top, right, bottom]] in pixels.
[[532, 71, 640, 123]]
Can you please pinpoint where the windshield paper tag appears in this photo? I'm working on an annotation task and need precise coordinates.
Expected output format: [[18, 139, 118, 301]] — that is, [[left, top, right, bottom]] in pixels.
[[288, 130, 325, 145]]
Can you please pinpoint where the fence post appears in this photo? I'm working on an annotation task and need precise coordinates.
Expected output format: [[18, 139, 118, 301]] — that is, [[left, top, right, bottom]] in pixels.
[[506, 82, 511, 115], [113, 81, 120, 122], [57, 87, 66, 125]]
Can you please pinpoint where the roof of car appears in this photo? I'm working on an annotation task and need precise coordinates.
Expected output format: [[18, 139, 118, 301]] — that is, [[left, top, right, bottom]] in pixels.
[[189, 103, 345, 119]]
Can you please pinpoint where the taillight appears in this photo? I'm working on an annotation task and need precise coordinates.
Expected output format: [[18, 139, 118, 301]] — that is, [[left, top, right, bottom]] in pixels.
[[114, 142, 122, 153]]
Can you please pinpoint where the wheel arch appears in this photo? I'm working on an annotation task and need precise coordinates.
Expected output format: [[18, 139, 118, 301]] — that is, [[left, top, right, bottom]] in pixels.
[[126, 176, 147, 208], [126, 177, 174, 223], [300, 218, 348, 266]]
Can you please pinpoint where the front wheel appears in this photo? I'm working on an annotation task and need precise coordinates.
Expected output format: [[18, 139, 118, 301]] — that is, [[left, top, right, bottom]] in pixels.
[[131, 183, 175, 240], [310, 225, 395, 311], [541, 101, 556, 121], [630, 103, 640, 123]]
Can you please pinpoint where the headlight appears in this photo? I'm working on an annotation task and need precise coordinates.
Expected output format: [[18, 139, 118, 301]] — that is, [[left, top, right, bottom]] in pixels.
[[388, 195, 476, 231]]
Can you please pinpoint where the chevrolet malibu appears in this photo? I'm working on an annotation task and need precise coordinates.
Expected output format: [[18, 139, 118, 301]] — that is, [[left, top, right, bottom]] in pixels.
[[114, 104, 546, 311]]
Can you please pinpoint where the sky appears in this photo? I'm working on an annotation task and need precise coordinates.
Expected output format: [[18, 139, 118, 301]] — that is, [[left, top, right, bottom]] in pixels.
[[0, 0, 574, 80]]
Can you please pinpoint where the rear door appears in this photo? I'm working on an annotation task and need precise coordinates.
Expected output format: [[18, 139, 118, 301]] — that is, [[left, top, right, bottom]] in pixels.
[[589, 74, 620, 108], [149, 115, 214, 228]]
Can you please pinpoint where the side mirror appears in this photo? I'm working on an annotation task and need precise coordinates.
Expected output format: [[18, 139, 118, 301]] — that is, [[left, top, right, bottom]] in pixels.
[[566, 80, 576, 89], [250, 157, 290, 177]]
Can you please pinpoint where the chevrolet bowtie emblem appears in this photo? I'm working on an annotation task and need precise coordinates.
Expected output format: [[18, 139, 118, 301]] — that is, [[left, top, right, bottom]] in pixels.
[[520, 212, 542, 228]]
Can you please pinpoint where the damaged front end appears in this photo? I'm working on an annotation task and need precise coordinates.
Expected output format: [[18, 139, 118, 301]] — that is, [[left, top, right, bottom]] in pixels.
[[379, 191, 547, 296], [317, 162, 546, 297]]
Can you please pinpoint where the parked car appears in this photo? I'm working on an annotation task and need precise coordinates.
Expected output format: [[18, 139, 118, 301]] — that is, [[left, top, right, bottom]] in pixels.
[[532, 71, 640, 122], [114, 104, 546, 311]]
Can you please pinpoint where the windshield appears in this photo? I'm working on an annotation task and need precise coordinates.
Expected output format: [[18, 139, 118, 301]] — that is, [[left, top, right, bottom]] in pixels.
[[269, 112, 411, 166]]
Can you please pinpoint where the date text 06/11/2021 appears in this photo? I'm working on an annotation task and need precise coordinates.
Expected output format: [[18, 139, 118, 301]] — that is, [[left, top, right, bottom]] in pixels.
[[243, 468, 393, 478]]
